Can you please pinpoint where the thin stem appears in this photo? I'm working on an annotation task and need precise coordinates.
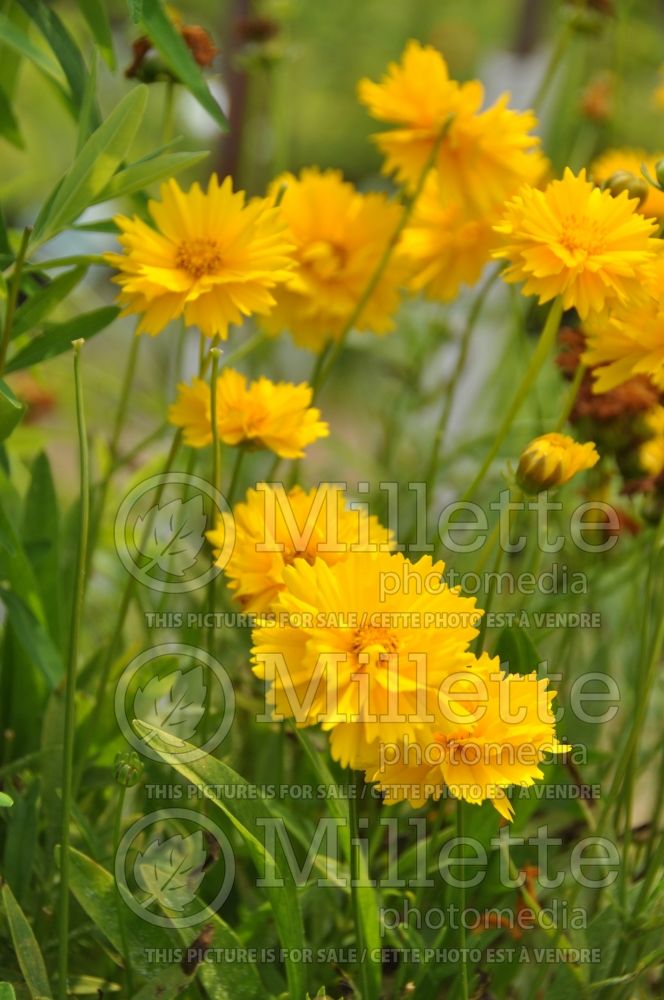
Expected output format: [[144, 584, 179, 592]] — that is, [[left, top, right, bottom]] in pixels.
[[555, 362, 586, 432], [112, 784, 134, 995], [75, 431, 183, 782], [208, 348, 222, 658], [460, 297, 564, 505], [0, 226, 31, 374], [226, 447, 245, 506], [456, 799, 469, 1000], [58, 340, 91, 1000], [315, 115, 455, 395], [349, 778, 372, 1000], [423, 268, 500, 516], [110, 332, 142, 460]]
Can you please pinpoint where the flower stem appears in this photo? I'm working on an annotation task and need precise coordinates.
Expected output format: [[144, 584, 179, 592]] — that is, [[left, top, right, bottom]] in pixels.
[[555, 362, 586, 432], [315, 116, 455, 394], [456, 799, 470, 1000], [461, 297, 564, 504], [208, 348, 222, 657], [349, 778, 372, 1000], [0, 227, 31, 375], [112, 784, 134, 995], [58, 340, 90, 1000], [226, 447, 245, 506]]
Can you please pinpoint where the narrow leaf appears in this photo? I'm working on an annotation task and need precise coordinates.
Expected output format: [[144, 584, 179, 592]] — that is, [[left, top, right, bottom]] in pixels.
[[140, 0, 228, 130], [5, 306, 120, 373], [76, 0, 115, 68], [12, 265, 88, 338], [1, 883, 52, 999], [93, 150, 209, 203], [0, 380, 24, 440]]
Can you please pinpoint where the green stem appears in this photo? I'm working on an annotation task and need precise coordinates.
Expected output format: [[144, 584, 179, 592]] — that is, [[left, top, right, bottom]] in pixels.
[[110, 332, 142, 461], [75, 431, 183, 783], [0, 227, 31, 374], [423, 268, 500, 516], [113, 784, 134, 995], [460, 297, 564, 505], [58, 340, 90, 1000], [349, 778, 372, 1000], [314, 115, 455, 395], [555, 362, 586, 432], [226, 447, 245, 506], [456, 799, 469, 1000], [208, 348, 222, 657]]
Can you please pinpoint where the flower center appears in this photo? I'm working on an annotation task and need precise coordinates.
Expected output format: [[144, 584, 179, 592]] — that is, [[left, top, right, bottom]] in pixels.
[[558, 217, 607, 257], [351, 625, 399, 662], [176, 238, 223, 278], [301, 240, 347, 280]]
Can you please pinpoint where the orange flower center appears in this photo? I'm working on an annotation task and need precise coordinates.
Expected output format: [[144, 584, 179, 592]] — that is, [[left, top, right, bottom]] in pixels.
[[176, 238, 223, 278], [301, 239, 347, 280], [351, 625, 399, 661], [558, 217, 607, 257]]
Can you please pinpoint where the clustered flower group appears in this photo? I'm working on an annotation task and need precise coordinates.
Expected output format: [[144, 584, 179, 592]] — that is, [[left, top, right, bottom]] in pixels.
[[106, 38, 664, 819]]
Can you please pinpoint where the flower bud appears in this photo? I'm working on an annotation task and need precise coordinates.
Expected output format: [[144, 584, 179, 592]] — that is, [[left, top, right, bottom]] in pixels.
[[516, 433, 599, 495], [114, 751, 143, 787], [655, 159, 664, 190], [603, 170, 650, 207]]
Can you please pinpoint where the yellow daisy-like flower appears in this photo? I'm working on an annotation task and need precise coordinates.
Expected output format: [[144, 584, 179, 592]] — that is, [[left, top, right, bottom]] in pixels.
[[168, 369, 328, 458], [251, 550, 482, 768], [583, 300, 664, 393], [640, 406, 664, 478], [493, 168, 661, 318], [208, 485, 394, 614], [399, 171, 495, 301], [591, 148, 664, 218], [358, 40, 543, 215], [516, 432, 599, 494], [263, 168, 406, 350], [105, 175, 294, 338], [367, 654, 562, 821]]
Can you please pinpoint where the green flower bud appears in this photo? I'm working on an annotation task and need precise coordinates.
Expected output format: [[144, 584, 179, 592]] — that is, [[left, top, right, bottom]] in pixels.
[[603, 171, 650, 207], [114, 751, 143, 787]]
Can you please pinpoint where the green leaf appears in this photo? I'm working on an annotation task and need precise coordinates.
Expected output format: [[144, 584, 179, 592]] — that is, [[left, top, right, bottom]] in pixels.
[[133, 720, 308, 1000], [76, 50, 99, 153], [12, 265, 88, 338], [16, 0, 88, 111], [0, 83, 23, 149], [139, 0, 228, 130], [2, 778, 39, 903], [0, 983, 17, 1000], [128, 0, 144, 23], [494, 623, 542, 674], [31, 85, 148, 246], [0, 589, 62, 688], [5, 305, 120, 373], [67, 847, 192, 989], [0, 11, 64, 84], [1, 883, 52, 1000], [22, 452, 61, 647], [0, 791, 13, 807], [0, 380, 24, 440], [93, 150, 209, 203], [76, 0, 115, 68]]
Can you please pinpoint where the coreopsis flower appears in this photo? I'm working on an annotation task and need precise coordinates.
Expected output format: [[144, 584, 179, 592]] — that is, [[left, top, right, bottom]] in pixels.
[[583, 300, 664, 392], [251, 551, 482, 767], [591, 149, 664, 218], [399, 171, 494, 301], [168, 369, 328, 457], [357, 40, 544, 215], [208, 485, 394, 614], [493, 168, 661, 318], [640, 407, 664, 478], [105, 176, 294, 338], [262, 168, 406, 349], [516, 433, 599, 494], [366, 654, 562, 820]]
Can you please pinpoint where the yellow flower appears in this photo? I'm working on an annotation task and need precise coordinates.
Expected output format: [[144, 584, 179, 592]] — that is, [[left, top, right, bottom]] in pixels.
[[516, 432, 599, 494], [168, 369, 328, 457], [262, 168, 406, 350], [591, 148, 664, 218], [367, 654, 562, 821], [399, 171, 495, 301], [358, 40, 543, 215], [640, 406, 664, 478], [251, 550, 482, 768], [583, 299, 664, 393], [493, 168, 661, 318], [208, 485, 394, 614], [105, 175, 294, 338]]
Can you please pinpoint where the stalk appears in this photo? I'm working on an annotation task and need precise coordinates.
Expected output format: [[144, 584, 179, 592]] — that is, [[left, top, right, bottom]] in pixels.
[[0, 227, 31, 374], [58, 340, 91, 1000]]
